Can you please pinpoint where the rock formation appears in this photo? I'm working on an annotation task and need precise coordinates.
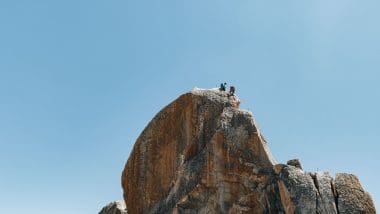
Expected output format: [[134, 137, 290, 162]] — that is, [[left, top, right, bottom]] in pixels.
[[100, 88, 376, 214], [286, 159, 302, 170], [99, 200, 127, 214]]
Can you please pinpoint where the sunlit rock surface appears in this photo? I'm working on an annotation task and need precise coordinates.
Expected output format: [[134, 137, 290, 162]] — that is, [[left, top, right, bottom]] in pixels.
[[100, 88, 376, 214]]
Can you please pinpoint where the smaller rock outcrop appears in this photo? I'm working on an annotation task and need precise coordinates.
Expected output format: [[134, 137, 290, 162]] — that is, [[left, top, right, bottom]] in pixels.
[[287, 159, 303, 170], [99, 200, 127, 214], [335, 173, 376, 214]]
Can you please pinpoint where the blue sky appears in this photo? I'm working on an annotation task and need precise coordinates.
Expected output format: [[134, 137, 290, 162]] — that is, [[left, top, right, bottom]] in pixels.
[[0, 0, 379, 213]]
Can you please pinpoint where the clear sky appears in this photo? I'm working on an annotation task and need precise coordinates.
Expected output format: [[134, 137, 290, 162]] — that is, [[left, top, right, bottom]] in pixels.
[[0, 0, 379, 213]]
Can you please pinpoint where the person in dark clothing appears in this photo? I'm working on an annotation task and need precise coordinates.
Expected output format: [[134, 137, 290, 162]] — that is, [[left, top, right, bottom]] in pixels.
[[219, 82, 227, 91], [229, 86, 235, 95]]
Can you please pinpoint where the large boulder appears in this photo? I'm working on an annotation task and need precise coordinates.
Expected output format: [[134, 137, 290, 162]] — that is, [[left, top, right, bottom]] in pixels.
[[115, 88, 376, 214], [121, 88, 276, 213]]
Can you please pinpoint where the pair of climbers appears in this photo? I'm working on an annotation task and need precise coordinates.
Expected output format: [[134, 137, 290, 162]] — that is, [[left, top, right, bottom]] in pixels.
[[219, 82, 236, 96]]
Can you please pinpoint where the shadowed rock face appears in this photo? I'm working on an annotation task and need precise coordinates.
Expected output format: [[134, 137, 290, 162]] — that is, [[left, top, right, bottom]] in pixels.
[[115, 89, 376, 214]]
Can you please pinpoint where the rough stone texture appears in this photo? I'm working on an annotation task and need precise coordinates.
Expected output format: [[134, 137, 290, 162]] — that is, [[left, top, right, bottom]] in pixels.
[[314, 172, 338, 213], [116, 88, 376, 214], [335, 173, 376, 214], [99, 200, 127, 214], [121, 88, 276, 214], [286, 159, 303, 170], [275, 164, 318, 213]]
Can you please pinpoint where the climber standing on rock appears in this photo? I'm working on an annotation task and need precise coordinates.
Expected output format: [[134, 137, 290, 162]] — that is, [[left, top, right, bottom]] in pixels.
[[219, 82, 227, 92], [229, 86, 235, 96]]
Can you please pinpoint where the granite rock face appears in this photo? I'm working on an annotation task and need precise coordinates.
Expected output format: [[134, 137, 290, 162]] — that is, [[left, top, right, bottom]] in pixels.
[[99, 200, 127, 214], [115, 88, 376, 214], [335, 173, 376, 214]]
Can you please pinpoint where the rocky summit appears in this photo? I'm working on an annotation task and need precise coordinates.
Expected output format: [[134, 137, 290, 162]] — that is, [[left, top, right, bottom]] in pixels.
[[100, 88, 376, 214]]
